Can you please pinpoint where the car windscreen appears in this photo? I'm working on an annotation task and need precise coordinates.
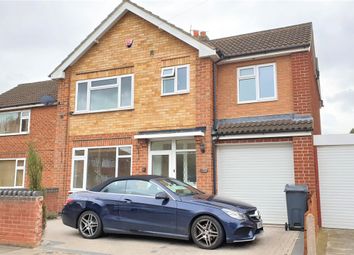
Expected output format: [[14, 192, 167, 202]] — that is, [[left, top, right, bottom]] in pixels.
[[157, 178, 203, 196]]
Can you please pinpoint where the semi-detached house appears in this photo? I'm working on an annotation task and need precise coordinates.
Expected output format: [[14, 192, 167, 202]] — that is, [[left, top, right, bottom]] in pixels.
[[0, 0, 322, 224]]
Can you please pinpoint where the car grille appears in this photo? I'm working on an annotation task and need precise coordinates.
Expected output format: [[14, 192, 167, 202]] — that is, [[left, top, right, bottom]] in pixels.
[[247, 210, 261, 222]]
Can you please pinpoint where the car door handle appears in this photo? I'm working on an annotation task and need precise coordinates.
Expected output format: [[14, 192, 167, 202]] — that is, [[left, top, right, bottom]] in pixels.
[[124, 198, 132, 204]]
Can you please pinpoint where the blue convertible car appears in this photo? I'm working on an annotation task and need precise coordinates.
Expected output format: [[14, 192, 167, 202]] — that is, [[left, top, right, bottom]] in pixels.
[[62, 175, 263, 249]]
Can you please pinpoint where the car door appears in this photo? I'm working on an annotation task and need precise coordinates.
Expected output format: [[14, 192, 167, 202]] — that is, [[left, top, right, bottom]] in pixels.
[[119, 180, 177, 235], [98, 180, 127, 231]]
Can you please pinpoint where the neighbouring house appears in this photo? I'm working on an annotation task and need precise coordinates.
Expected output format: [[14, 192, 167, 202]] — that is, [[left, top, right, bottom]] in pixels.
[[0, 0, 322, 224], [0, 80, 59, 212]]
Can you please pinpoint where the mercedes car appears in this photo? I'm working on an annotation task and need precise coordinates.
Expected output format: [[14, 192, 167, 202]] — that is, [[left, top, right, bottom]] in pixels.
[[62, 175, 263, 249]]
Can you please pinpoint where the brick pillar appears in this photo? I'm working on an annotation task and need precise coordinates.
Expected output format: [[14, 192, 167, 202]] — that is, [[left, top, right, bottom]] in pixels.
[[195, 58, 214, 194], [133, 138, 148, 175], [293, 136, 317, 193], [291, 51, 322, 226], [53, 70, 71, 209]]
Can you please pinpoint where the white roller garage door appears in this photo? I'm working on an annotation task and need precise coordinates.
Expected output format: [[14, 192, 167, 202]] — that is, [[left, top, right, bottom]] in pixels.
[[318, 145, 354, 229], [217, 143, 294, 224]]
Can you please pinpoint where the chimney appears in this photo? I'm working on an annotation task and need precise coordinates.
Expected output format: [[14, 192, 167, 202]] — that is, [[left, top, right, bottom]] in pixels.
[[199, 31, 209, 41], [192, 30, 199, 37]]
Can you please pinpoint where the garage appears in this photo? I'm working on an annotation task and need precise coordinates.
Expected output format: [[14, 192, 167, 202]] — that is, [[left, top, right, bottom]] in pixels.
[[217, 142, 295, 224], [316, 135, 354, 229]]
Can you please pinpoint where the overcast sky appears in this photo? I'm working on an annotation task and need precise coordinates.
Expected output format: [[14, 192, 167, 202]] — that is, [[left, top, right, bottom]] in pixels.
[[0, 0, 353, 134]]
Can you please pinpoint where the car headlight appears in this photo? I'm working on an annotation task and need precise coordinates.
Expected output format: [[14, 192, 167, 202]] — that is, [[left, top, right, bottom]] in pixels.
[[222, 208, 246, 220]]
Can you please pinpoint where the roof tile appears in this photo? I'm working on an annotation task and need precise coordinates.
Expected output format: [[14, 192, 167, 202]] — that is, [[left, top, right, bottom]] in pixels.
[[216, 114, 313, 135], [208, 23, 312, 58], [0, 80, 58, 109]]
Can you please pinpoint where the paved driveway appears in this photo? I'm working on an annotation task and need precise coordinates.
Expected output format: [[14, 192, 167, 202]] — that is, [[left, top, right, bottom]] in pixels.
[[318, 228, 354, 255], [1, 218, 300, 255]]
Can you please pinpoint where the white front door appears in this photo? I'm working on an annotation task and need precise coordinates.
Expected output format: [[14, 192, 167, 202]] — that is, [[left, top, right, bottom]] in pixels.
[[150, 151, 174, 178], [148, 139, 196, 186]]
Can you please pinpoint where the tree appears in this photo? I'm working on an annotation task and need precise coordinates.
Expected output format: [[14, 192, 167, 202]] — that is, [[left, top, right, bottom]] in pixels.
[[27, 142, 43, 191], [351, 128, 354, 134]]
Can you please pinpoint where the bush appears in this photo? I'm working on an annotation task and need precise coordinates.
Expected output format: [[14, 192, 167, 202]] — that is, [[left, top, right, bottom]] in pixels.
[[27, 142, 43, 191], [27, 142, 46, 229]]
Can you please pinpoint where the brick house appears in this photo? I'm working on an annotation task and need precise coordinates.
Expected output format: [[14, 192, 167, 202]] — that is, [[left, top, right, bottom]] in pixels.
[[0, 81, 59, 211], [0, 0, 322, 224]]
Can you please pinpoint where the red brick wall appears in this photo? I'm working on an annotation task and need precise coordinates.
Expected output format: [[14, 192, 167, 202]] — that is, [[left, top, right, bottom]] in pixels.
[[291, 50, 322, 134], [0, 195, 43, 247], [216, 56, 294, 119], [0, 106, 57, 189]]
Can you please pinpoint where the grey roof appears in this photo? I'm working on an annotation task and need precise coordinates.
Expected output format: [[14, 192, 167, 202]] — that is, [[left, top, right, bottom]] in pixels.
[[216, 114, 313, 135], [0, 80, 58, 109], [208, 23, 312, 58]]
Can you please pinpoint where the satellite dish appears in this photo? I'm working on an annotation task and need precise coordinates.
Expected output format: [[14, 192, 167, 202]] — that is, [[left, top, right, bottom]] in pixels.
[[40, 95, 56, 106]]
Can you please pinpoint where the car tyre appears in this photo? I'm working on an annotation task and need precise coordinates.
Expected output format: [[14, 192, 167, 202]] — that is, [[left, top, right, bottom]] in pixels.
[[78, 211, 102, 239], [191, 215, 224, 249]]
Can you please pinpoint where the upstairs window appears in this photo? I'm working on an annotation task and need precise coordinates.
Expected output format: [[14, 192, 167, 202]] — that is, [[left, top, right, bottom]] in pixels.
[[161, 65, 189, 95], [237, 63, 277, 104], [0, 110, 30, 136], [76, 75, 134, 113]]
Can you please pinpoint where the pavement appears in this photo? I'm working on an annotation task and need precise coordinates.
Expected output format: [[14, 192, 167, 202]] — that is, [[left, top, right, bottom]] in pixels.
[[0, 218, 300, 255], [317, 228, 354, 255]]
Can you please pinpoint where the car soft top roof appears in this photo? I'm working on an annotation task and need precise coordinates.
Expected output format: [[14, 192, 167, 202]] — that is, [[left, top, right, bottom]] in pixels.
[[90, 175, 164, 192]]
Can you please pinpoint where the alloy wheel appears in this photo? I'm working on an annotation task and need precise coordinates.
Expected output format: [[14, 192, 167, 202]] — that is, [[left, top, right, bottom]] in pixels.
[[79, 211, 101, 238], [192, 216, 224, 249]]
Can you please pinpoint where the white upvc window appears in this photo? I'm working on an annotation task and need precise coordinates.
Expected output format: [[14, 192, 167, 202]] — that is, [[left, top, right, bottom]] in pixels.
[[0, 110, 30, 136], [237, 63, 277, 104], [161, 64, 190, 95], [75, 74, 134, 113], [0, 158, 26, 188], [71, 145, 132, 191]]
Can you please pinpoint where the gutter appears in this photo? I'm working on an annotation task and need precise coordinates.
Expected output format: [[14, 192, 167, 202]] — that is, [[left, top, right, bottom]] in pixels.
[[212, 57, 223, 195], [0, 103, 57, 112]]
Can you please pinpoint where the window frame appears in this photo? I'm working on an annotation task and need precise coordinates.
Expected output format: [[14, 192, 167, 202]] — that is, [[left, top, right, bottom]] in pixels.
[[161, 64, 190, 96], [0, 158, 26, 188], [237, 63, 277, 104], [0, 110, 30, 136], [74, 74, 134, 114], [71, 145, 133, 191]]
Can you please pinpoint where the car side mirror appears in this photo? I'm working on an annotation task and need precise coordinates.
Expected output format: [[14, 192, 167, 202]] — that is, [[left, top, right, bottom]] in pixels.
[[155, 191, 169, 200]]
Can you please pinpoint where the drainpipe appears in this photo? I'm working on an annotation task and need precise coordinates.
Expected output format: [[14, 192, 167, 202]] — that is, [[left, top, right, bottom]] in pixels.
[[212, 55, 223, 195]]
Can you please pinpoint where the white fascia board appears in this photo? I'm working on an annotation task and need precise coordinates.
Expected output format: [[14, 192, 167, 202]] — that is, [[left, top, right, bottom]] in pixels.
[[217, 131, 312, 140], [134, 131, 204, 139], [49, 2, 217, 79], [314, 134, 354, 146], [0, 103, 48, 112], [217, 47, 310, 65]]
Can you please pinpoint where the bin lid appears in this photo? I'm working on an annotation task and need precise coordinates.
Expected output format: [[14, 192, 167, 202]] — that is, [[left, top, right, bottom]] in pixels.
[[284, 184, 308, 193]]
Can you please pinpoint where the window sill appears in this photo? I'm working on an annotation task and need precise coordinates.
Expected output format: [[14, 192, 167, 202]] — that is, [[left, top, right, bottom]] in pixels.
[[72, 107, 134, 115], [161, 91, 189, 97], [0, 132, 29, 137], [237, 98, 278, 105]]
